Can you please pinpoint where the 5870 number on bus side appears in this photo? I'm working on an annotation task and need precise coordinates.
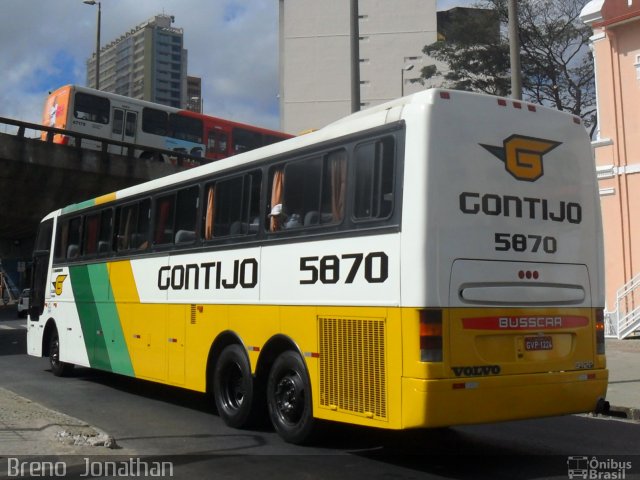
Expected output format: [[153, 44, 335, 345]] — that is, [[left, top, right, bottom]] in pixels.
[[300, 252, 389, 285], [494, 233, 557, 254]]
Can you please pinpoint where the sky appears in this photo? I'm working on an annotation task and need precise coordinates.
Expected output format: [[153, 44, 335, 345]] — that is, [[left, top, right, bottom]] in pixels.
[[0, 0, 474, 132]]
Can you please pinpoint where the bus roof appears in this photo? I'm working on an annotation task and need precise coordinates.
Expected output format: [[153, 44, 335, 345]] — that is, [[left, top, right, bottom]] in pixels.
[[52, 88, 583, 217]]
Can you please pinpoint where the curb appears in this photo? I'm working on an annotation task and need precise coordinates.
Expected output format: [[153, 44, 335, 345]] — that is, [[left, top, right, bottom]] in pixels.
[[607, 405, 640, 422]]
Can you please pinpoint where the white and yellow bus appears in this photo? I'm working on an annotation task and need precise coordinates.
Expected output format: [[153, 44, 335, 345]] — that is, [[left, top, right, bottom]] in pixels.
[[27, 89, 608, 444]]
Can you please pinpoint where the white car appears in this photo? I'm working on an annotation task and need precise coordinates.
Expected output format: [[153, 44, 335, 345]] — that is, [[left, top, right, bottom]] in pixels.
[[17, 289, 30, 318]]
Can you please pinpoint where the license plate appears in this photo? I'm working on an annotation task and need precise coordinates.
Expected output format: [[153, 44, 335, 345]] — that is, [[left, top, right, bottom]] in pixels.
[[524, 335, 553, 351]]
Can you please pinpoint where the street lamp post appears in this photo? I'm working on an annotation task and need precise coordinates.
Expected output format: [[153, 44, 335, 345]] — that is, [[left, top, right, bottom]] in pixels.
[[84, 0, 101, 90], [401, 64, 414, 97], [350, 0, 361, 113], [508, 0, 522, 100]]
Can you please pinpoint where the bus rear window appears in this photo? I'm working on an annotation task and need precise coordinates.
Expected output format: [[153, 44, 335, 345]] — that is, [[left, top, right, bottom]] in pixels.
[[74, 92, 110, 124]]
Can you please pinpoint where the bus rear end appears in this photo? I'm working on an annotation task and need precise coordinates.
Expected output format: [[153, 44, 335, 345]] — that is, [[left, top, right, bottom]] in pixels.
[[400, 90, 607, 428], [41, 85, 72, 144]]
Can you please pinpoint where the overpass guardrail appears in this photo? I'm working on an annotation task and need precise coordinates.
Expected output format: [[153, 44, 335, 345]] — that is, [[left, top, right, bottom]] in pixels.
[[0, 115, 206, 168]]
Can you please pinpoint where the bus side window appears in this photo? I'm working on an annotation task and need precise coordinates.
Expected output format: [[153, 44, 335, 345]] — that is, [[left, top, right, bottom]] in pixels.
[[169, 114, 203, 143], [142, 108, 168, 136], [353, 136, 396, 220], [83, 210, 113, 256], [97, 209, 113, 255], [74, 92, 110, 124], [174, 186, 199, 244], [233, 128, 261, 154], [203, 172, 259, 239], [208, 129, 228, 155], [267, 151, 346, 232], [66, 217, 82, 259], [212, 176, 244, 236], [83, 213, 101, 256], [154, 194, 176, 246], [116, 199, 150, 252], [54, 219, 70, 262]]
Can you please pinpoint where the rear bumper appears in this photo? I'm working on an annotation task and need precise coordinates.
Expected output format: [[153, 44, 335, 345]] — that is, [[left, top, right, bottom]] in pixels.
[[401, 369, 608, 429]]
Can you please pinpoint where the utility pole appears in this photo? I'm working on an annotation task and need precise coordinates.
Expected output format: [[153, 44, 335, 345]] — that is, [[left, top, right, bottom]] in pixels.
[[508, 0, 522, 100], [350, 0, 361, 112]]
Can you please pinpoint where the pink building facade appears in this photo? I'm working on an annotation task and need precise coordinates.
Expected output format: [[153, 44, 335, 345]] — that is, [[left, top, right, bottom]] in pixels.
[[582, 0, 640, 322]]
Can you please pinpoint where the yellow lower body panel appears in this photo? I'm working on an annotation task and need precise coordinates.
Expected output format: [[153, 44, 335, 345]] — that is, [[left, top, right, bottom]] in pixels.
[[401, 369, 608, 429]]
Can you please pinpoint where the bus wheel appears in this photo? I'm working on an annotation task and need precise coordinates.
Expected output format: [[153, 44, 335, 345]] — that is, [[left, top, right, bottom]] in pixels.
[[213, 344, 254, 428], [49, 329, 74, 377], [267, 351, 315, 444]]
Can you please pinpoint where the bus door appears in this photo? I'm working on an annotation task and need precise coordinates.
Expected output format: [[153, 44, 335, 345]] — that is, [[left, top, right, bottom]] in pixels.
[[206, 127, 230, 160], [111, 108, 138, 155]]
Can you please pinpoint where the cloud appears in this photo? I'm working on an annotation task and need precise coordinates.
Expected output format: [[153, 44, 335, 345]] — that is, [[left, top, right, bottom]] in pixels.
[[0, 0, 280, 129], [0, 0, 479, 131]]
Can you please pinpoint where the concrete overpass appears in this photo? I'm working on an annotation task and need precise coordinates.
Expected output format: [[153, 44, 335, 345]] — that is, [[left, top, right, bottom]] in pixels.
[[0, 116, 202, 290]]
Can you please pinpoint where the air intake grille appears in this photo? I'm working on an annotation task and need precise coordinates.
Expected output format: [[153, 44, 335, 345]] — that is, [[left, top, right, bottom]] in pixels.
[[190, 305, 197, 324], [318, 316, 387, 420]]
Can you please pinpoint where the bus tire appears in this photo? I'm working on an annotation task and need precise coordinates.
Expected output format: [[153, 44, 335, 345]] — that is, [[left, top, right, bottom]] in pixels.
[[267, 351, 315, 444], [49, 328, 74, 377], [213, 344, 255, 429]]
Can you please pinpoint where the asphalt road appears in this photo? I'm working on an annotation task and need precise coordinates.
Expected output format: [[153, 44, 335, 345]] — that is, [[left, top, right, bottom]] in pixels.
[[0, 306, 638, 479]]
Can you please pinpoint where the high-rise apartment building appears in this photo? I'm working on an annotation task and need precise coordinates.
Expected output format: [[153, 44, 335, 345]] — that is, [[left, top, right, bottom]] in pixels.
[[186, 75, 203, 113], [279, 0, 437, 134], [86, 14, 188, 108]]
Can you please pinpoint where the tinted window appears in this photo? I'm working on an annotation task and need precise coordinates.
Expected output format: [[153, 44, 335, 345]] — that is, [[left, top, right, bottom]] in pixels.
[[154, 195, 175, 246], [203, 171, 261, 240], [35, 219, 53, 252], [233, 128, 262, 154], [116, 199, 151, 252], [267, 150, 347, 232], [142, 108, 168, 136], [83, 213, 101, 255], [207, 129, 229, 155], [175, 186, 199, 243], [169, 114, 203, 143], [353, 137, 395, 220], [55, 216, 82, 260], [74, 92, 110, 124], [153, 185, 199, 246]]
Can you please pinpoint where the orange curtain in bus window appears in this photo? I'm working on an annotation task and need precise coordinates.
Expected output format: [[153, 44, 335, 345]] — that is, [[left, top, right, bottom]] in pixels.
[[329, 151, 347, 223], [270, 169, 285, 232], [204, 185, 216, 240]]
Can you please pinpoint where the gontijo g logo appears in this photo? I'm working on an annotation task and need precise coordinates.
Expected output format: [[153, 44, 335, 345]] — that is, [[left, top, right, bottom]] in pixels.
[[481, 135, 561, 182], [52, 274, 67, 295]]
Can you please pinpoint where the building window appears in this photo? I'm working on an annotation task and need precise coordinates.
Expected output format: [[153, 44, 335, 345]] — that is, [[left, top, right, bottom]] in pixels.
[[635, 55, 640, 80]]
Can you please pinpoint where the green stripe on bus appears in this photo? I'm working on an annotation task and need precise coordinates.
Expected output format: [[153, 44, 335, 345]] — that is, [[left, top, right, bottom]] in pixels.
[[61, 199, 96, 215], [69, 264, 134, 376], [70, 265, 111, 371], [89, 263, 134, 377]]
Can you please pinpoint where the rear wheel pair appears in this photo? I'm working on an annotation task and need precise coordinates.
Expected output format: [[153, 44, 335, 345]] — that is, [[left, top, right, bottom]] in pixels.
[[213, 346, 314, 444]]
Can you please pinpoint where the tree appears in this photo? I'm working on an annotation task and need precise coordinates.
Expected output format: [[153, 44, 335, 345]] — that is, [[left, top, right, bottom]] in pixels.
[[421, 0, 596, 135]]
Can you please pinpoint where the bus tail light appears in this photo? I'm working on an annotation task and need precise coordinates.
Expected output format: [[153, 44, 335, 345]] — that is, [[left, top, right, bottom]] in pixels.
[[595, 308, 605, 355], [420, 309, 443, 362]]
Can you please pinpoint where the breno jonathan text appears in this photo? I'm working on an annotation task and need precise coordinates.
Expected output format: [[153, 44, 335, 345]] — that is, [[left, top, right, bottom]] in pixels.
[[6, 457, 174, 477]]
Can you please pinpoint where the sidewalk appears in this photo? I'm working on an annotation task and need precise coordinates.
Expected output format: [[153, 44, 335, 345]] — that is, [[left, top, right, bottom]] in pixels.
[[603, 337, 640, 420], [0, 387, 131, 457], [0, 338, 637, 458]]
